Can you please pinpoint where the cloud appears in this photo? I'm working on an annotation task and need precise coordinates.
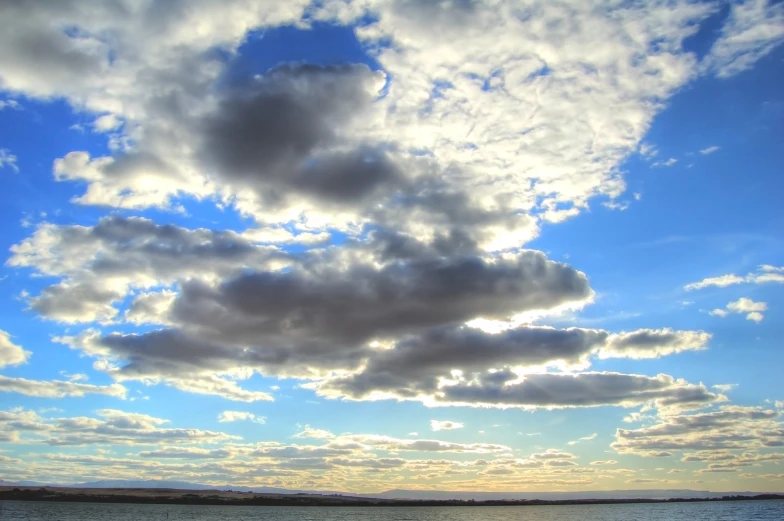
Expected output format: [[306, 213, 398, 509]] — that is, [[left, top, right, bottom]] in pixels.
[[712, 384, 738, 393], [711, 297, 768, 323], [337, 434, 510, 454], [0, 0, 724, 236], [531, 449, 576, 460], [598, 329, 710, 359], [699, 146, 720, 155], [293, 426, 336, 440], [138, 447, 232, 459], [652, 158, 678, 168], [51, 248, 601, 400], [435, 372, 721, 411], [0, 330, 30, 368], [0, 408, 237, 447], [685, 265, 784, 290], [0, 375, 126, 399], [311, 326, 710, 407], [703, 0, 784, 78], [92, 113, 122, 133], [217, 411, 266, 424], [8, 216, 287, 324], [0, 99, 20, 110], [318, 366, 721, 411], [613, 405, 783, 460], [590, 460, 618, 466], [430, 420, 464, 432], [0, 149, 18, 172], [568, 433, 598, 446], [1, 4, 778, 484]]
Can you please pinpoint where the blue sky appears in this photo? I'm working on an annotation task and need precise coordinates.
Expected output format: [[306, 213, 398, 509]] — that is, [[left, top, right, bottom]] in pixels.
[[1, 0, 783, 494]]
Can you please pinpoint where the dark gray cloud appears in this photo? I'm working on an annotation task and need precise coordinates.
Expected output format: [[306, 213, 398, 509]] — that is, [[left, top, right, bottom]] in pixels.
[[72, 249, 591, 381], [169, 249, 591, 346], [318, 369, 721, 410], [436, 372, 719, 409], [9, 216, 286, 323], [320, 326, 606, 398], [200, 63, 401, 208], [312, 325, 710, 401], [29, 279, 125, 324]]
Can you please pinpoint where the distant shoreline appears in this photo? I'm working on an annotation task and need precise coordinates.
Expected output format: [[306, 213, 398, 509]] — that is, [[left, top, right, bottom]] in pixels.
[[1, 487, 783, 507]]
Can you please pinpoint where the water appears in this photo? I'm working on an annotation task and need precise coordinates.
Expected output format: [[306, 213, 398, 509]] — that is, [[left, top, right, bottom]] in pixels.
[[1, 500, 783, 521]]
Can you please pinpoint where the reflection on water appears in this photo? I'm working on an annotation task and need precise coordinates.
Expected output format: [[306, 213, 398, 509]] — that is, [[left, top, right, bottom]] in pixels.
[[1, 500, 783, 521]]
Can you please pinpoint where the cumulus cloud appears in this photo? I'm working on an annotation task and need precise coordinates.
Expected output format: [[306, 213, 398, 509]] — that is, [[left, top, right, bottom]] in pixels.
[[699, 146, 720, 155], [431, 420, 464, 432], [0, 0, 745, 237], [0, 330, 30, 368], [685, 265, 784, 290], [8, 216, 287, 323], [711, 297, 768, 323], [2, 1, 776, 443], [217, 411, 266, 424]]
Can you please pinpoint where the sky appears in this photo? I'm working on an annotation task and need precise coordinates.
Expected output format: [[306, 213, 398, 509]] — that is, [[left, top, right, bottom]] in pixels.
[[0, 0, 783, 495]]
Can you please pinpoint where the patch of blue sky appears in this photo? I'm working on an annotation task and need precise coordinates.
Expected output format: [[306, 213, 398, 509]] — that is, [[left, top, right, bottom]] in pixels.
[[531, 42, 784, 406]]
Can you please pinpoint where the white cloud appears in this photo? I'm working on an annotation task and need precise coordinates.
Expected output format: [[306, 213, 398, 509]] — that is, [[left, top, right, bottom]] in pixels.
[[293, 426, 336, 440], [613, 405, 784, 471], [430, 420, 464, 432], [0, 408, 237, 446], [704, 0, 784, 78], [0, 149, 18, 172], [0, 330, 30, 368], [685, 265, 784, 290], [92, 114, 122, 133], [0, 0, 724, 236], [699, 146, 720, 155], [217, 411, 265, 424], [652, 158, 678, 168], [639, 143, 658, 160], [568, 433, 598, 446], [0, 99, 20, 110], [711, 297, 768, 323], [0, 375, 126, 399], [712, 384, 738, 392]]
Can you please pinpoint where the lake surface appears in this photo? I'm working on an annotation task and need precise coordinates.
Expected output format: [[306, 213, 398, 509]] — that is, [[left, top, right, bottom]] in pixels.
[[1, 500, 783, 520]]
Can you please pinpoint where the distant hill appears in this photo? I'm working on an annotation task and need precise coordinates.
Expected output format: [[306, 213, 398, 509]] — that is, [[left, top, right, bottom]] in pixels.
[[371, 489, 762, 501], [1, 478, 771, 501]]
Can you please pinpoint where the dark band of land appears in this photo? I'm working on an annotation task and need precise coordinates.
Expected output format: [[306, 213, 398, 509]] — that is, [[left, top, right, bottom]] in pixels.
[[1, 486, 782, 507]]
